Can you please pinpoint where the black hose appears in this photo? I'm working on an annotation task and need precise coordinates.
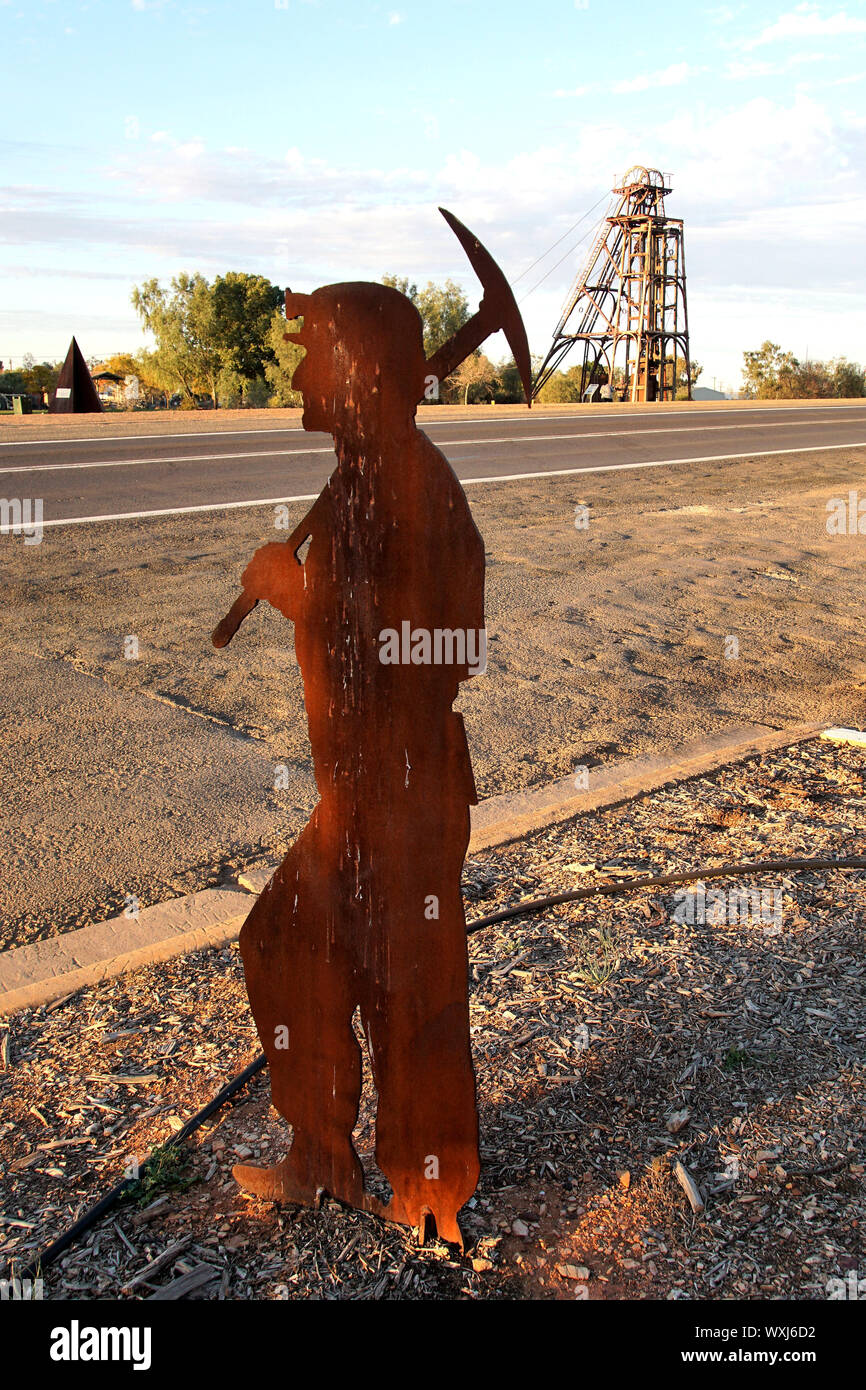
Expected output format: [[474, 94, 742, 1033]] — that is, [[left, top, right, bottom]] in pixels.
[[12, 1054, 267, 1283], [11, 853, 865, 1282], [466, 855, 866, 934]]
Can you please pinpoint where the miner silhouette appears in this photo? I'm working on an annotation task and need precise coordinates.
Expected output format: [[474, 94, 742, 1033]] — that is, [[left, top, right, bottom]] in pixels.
[[213, 215, 530, 1245]]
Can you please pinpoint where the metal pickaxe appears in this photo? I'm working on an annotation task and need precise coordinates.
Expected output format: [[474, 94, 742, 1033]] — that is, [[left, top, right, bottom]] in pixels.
[[423, 207, 532, 407]]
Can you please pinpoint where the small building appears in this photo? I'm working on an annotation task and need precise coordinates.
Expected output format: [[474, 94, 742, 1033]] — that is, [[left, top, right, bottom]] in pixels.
[[92, 370, 125, 406]]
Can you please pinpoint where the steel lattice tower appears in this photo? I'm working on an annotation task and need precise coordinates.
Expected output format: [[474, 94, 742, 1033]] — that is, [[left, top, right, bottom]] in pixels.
[[533, 166, 691, 403]]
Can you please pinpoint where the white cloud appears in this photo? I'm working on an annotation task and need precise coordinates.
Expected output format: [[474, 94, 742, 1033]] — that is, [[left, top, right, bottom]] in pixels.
[[706, 3, 745, 23], [743, 5, 866, 50], [388, 11, 403, 23], [555, 63, 701, 98], [612, 62, 702, 93], [3, 89, 865, 381], [724, 50, 828, 80]]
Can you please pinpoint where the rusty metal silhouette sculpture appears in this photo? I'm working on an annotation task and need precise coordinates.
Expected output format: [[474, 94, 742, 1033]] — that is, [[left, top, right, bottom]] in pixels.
[[213, 209, 531, 1246], [50, 337, 103, 414]]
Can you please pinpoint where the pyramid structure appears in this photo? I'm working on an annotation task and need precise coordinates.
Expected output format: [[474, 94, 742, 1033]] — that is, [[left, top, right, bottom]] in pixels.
[[50, 337, 103, 414]]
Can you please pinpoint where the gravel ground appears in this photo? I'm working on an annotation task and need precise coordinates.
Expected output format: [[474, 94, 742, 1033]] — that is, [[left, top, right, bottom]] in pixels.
[[1, 735, 863, 1300]]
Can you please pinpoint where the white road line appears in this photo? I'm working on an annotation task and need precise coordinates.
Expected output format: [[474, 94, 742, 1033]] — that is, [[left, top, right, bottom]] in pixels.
[[0, 446, 335, 476], [23, 439, 866, 531], [20, 494, 322, 530], [3, 415, 865, 476], [2, 402, 865, 448], [0, 426, 306, 448], [457, 440, 866, 487]]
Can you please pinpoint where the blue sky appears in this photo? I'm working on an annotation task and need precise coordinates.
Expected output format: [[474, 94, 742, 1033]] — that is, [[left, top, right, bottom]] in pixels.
[[2, 0, 865, 389]]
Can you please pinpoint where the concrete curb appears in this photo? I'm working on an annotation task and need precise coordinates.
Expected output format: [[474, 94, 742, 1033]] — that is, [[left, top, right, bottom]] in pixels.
[[0, 888, 250, 1019], [469, 721, 825, 851], [0, 720, 833, 1017], [821, 727, 866, 747]]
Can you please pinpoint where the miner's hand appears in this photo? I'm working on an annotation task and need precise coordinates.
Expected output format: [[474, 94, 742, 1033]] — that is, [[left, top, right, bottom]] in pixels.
[[212, 590, 258, 648], [212, 538, 308, 649]]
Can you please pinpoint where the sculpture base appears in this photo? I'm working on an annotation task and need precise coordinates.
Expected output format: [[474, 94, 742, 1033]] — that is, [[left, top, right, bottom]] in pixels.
[[233, 1160, 465, 1249]]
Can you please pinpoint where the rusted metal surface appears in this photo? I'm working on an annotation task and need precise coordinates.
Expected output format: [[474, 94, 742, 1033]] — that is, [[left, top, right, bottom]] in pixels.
[[212, 210, 529, 1246], [534, 167, 691, 403], [50, 336, 103, 414]]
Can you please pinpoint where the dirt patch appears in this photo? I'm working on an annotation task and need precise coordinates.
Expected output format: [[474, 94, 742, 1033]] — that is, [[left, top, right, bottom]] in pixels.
[[2, 736, 863, 1300]]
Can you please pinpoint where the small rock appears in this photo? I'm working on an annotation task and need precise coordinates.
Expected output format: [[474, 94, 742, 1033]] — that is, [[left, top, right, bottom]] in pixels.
[[618, 1170, 631, 1189], [673, 1159, 705, 1213], [232, 1144, 253, 1159], [666, 1108, 691, 1135], [472, 1257, 493, 1273], [511, 1219, 530, 1237]]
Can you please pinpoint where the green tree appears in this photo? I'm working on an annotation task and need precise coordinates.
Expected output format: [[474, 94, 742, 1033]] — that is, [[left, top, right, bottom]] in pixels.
[[131, 274, 223, 406], [22, 361, 60, 396], [742, 341, 800, 399], [264, 311, 304, 407], [415, 279, 470, 358], [662, 354, 701, 399], [536, 366, 583, 404], [130, 348, 174, 406], [99, 352, 138, 378], [454, 352, 496, 405], [831, 358, 865, 397], [381, 274, 417, 301], [743, 344, 865, 399], [0, 368, 28, 396], [492, 356, 532, 404], [212, 272, 283, 398], [382, 273, 471, 359], [793, 358, 835, 399]]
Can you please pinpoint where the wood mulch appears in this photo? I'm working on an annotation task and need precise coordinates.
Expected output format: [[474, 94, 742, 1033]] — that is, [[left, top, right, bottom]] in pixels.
[[1, 736, 863, 1300]]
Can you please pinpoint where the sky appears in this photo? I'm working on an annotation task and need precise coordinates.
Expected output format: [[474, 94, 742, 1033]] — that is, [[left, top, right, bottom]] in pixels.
[[2, 0, 865, 392]]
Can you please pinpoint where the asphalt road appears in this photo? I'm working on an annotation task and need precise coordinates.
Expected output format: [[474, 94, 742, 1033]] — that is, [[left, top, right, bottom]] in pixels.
[[3, 403, 866, 526]]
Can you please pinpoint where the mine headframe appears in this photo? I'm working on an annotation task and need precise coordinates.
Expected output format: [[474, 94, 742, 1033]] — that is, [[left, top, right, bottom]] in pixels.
[[533, 166, 691, 403]]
